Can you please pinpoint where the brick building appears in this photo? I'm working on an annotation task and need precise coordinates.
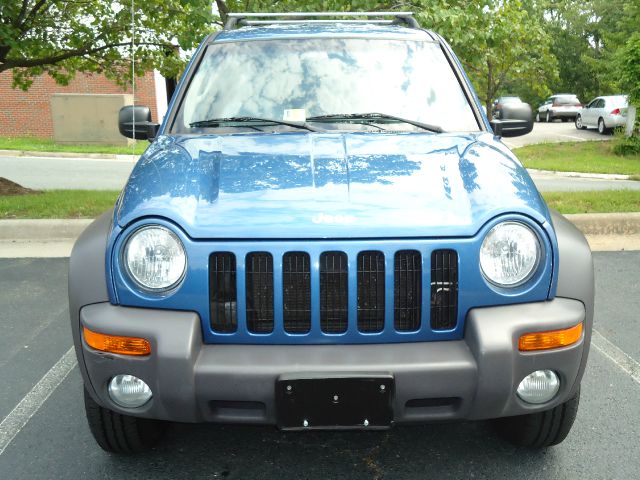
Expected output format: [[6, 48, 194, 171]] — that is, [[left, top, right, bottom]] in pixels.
[[0, 70, 167, 138]]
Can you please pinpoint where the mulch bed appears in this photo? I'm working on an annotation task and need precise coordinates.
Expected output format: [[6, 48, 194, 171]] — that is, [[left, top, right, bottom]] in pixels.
[[0, 177, 39, 196]]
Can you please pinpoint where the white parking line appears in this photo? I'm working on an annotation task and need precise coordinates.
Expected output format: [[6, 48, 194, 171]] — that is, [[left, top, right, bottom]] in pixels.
[[0, 327, 636, 457], [558, 133, 590, 141], [591, 329, 640, 386], [0, 347, 77, 456]]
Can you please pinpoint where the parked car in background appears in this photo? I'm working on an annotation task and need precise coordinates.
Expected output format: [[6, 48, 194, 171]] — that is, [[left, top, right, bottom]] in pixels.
[[575, 95, 629, 135], [492, 96, 523, 118], [536, 94, 582, 122]]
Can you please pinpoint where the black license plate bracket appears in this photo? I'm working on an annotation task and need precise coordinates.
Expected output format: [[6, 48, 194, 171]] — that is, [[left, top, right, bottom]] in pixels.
[[276, 374, 394, 430]]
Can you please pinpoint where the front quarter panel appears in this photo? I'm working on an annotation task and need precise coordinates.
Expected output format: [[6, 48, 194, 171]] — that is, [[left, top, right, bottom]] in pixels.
[[68, 210, 113, 398], [550, 209, 594, 394]]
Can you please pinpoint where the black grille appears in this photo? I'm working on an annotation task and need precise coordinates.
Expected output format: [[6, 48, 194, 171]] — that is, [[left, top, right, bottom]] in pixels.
[[209, 252, 237, 333], [357, 251, 385, 332], [430, 249, 458, 330], [394, 250, 422, 331], [283, 252, 311, 333], [320, 252, 348, 333], [245, 252, 274, 333]]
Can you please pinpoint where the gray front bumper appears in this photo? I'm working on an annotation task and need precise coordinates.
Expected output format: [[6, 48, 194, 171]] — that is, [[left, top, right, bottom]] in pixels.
[[79, 298, 586, 425]]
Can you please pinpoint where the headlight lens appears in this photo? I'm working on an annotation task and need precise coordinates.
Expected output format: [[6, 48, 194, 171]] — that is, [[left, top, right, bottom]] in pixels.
[[124, 225, 186, 291], [480, 221, 540, 287]]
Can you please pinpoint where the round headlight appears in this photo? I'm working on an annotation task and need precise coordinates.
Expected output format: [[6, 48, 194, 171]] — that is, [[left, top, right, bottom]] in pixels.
[[124, 225, 186, 291], [480, 221, 540, 287]]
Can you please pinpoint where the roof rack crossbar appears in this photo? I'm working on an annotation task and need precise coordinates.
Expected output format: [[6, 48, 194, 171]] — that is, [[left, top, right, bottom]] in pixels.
[[224, 12, 419, 30], [241, 20, 397, 25]]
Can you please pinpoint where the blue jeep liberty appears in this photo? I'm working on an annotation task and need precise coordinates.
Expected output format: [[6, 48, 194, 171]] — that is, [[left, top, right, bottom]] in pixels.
[[69, 12, 593, 453]]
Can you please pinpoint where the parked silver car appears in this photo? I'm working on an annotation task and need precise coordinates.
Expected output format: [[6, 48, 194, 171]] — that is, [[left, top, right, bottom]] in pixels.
[[575, 95, 629, 134], [536, 94, 582, 122]]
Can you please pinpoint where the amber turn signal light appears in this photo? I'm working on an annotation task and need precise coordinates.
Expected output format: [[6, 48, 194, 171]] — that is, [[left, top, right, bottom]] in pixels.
[[83, 326, 151, 356], [518, 322, 583, 351]]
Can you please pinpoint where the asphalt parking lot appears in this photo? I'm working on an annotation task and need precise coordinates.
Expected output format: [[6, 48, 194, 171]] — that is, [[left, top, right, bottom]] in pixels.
[[1, 253, 639, 479]]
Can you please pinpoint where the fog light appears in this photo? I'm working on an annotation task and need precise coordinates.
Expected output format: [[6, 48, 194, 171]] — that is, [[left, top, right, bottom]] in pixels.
[[108, 374, 152, 408], [517, 370, 560, 404]]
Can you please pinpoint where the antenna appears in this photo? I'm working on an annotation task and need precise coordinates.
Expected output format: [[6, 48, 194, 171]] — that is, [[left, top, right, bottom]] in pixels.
[[130, 0, 136, 151]]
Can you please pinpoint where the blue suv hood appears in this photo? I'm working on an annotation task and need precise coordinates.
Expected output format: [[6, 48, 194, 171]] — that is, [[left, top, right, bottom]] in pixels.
[[116, 132, 549, 239]]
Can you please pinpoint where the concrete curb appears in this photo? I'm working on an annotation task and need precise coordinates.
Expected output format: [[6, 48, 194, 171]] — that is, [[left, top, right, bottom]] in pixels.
[[527, 168, 632, 181], [0, 219, 93, 241], [0, 149, 138, 162], [1, 214, 639, 241], [564, 212, 640, 235]]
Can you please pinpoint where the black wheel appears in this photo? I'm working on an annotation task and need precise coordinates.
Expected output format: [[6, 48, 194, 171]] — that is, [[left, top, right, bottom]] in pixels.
[[575, 115, 586, 130], [493, 387, 580, 448], [546, 111, 552, 123], [84, 388, 167, 453], [598, 117, 609, 135]]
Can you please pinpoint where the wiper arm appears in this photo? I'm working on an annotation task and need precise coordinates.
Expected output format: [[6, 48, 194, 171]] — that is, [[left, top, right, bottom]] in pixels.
[[189, 116, 322, 132], [307, 112, 444, 133]]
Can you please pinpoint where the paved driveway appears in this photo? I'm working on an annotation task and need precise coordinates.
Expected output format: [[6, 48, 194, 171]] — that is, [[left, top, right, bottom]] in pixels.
[[0, 155, 135, 190], [503, 121, 610, 149], [0, 254, 639, 479]]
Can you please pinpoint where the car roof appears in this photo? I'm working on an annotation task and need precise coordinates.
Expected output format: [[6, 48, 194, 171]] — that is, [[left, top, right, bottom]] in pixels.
[[212, 23, 437, 43], [599, 95, 628, 100]]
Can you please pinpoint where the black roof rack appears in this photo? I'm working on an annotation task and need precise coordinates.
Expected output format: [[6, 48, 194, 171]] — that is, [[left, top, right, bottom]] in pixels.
[[224, 12, 420, 30]]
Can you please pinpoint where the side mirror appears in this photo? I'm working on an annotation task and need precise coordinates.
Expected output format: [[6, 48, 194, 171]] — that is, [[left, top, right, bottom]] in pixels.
[[490, 102, 533, 138], [118, 105, 159, 140]]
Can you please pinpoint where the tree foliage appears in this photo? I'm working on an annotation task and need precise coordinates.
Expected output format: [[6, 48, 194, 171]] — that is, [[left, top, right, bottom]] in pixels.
[[0, 0, 637, 116], [0, 1, 213, 89], [414, 0, 556, 112]]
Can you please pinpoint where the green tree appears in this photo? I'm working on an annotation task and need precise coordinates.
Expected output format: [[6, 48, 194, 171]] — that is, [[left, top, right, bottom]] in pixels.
[[0, 1, 213, 89], [414, 0, 557, 113]]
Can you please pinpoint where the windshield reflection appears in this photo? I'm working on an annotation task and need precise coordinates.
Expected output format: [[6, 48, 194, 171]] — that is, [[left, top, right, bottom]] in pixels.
[[176, 38, 478, 133]]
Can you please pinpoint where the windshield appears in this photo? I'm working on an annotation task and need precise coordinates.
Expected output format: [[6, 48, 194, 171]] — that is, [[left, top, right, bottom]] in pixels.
[[555, 96, 581, 105], [174, 38, 479, 133]]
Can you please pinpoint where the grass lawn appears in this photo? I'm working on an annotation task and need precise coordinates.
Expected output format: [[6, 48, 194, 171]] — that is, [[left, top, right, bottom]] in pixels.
[[1, 189, 639, 218], [0, 190, 120, 219], [542, 190, 640, 214], [514, 141, 640, 176], [0, 136, 147, 155]]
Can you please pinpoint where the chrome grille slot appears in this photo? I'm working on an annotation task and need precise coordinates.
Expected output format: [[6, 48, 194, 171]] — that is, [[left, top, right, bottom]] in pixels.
[[430, 249, 458, 330], [209, 252, 237, 333], [245, 252, 274, 333], [394, 250, 422, 331], [320, 251, 348, 333], [357, 251, 385, 333], [283, 252, 311, 333]]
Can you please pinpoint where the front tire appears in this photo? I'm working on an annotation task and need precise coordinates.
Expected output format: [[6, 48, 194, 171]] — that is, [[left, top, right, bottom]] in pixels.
[[546, 111, 552, 123], [84, 388, 167, 453], [535, 112, 540, 122], [575, 115, 586, 130], [493, 387, 580, 448]]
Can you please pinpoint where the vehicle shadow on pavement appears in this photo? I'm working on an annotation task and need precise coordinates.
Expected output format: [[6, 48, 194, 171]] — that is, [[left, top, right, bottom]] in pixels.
[[103, 421, 552, 479]]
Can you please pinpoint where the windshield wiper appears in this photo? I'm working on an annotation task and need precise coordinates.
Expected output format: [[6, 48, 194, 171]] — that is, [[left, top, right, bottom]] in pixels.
[[189, 116, 322, 132], [306, 113, 444, 133]]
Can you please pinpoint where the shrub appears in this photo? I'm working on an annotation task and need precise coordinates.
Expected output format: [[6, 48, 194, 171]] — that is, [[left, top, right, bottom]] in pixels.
[[613, 135, 640, 156]]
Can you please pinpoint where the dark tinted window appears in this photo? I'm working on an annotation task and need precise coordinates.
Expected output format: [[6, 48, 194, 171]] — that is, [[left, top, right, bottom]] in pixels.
[[175, 38, 479, 133]]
